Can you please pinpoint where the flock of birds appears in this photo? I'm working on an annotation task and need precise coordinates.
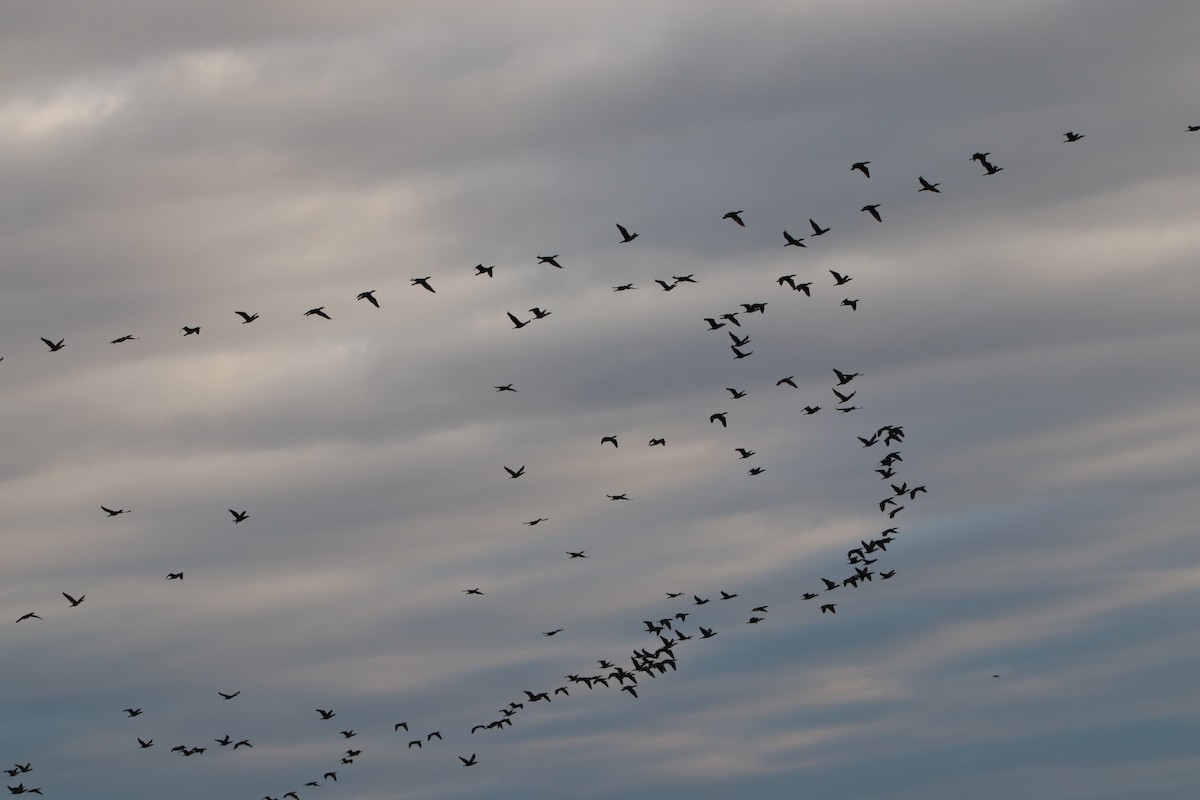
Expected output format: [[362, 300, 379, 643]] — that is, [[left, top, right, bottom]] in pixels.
[[6, 124, 1198, 798]]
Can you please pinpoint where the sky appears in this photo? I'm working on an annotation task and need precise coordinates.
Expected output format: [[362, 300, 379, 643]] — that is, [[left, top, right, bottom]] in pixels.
[[2, 1, 1199, 798]]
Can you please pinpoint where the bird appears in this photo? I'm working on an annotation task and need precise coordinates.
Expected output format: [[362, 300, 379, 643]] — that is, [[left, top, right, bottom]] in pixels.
[[982, 161, 1003, 175], [880, 570, 896, 579], [841, 298, 859, 310], [322, 772, 337, 782], [525, 517, 549, 526], [699, 626, 716, 638], [802, 406, 820, 414], [616, 224, 638, 242], [735, 448, 755, 459], [495, 384, 516, 392], [721, 312, 741, 327], [723, 211, 746, 227], [408, 739, 423, 749], [15, 613, 41, 623], [463, 588, 484, 595], [411, 277, 435, 293], [601, 435, 618, 448], [229, 509, 249, 523], [460, 753, 478, 766], [830, 270, 852, 285], [654, 279, 677, 291], [504, 465, 525, 478], [607, 494, 630, 501], [833, 369, 860, 385], [101, 506, 129, 517], [821, 578, 838, 591], [703, 318, 726, 330], [218, 691, 240, 700], [303, 307, 330, 319], [543, 629, 563, 637], [340, 730, 356, 738], [820, 604, 837, 614], [507, 312, 530, 329], [693, 595, 710, 605], [1188, 125, 1200, 132], [316, 709, 336, 719], [710, 412, 729, 427], [862, 204, 882, 222], [529, 307, 551, 319], [648, 438, 666, 446], [777, 376, 797, 388], [747, 616, 764, 624], [180, 326, 200, 336], [1063, 131, 1084, 142], [566, 551, 587, 558], [809, 218, 830, 236], [726, 387, 747, 399], [748, 467, 765, 475], [394, 722, 409, 731], [832, 388, 856, 403], [793, 281, 812, 296], [778, 274, 797, 289], [851, 161, 871, 178], [537, 255, 563, 268], [731, 346, 752, 359], [720, 591, 738, 599], [782, 230, 806, 247], [613, 283, 636, 291], [235, 311, 259, 323], [166, 572, 183, 580], [110, 334, 139, 343], [40, 338, 65, 351], [918, 176, 941, 193], [356, 290, 380, 307], [673, 274, 698, 283], [124, 708, 142, 717], [427, 731, 443, 741], [62, 592, 84, 607], [137, 738, 153, 748], [475, 264, 494, 277], [729, 333, 750, 347]]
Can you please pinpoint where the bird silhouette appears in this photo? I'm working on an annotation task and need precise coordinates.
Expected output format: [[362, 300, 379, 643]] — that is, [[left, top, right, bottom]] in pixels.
[[862, 204, 882, 222], [460, 753, 478, 766], [356, 290, 380, 307], [504, 465, 525, 478], [710, 412, 729, 427], [180, 326, 200, 336], [229, 509, 249, 523], [303, 307, 331, 319], [601, 435, 618, 448], [1063, 131, 1084, 142], [101, 506, 129, 517], [809, 218, 830, 236], [475, 264, 494, 277], [41, 338, 65, 351], [830, 270, 852, 285], [110, 334, 139, 343], [723, 211, 746, 227], [851, 161, 871, 178], [918, 176, 941, 193], [235, 311, 259, 323], [62, 592, 84, 607], [411, 277, 435, 293], [782, 230, 806, 247], [616, 224, 638, 242]]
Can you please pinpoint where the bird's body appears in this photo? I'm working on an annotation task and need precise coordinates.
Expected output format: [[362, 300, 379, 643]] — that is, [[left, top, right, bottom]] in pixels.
[[918, 176, 941, 193], [537, 255, 563, 268], [411, 277, 435, 293], [862, 204, 882, 222], [235, 311, 259, 323], [723, 211, 746, 227], [303, 307, 331, 320], [356, 290, 380, 307], [616, 224, 638, 243], [851, 161, 871, 178]]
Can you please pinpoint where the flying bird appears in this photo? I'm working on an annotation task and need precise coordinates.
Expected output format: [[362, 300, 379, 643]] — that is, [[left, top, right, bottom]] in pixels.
[[735, 448, 755, 459], [459, 753, 478, 766], [616, 224, 638, 242], [124, 708, 142, 717], [181, 326, 200, 336], [777, 376, 797, 388], [495, 384, 516, 392], [833, 369, 860, 385], [648, 438, 666, 446], [841, 299, 859, 310], [110, 334, 139, 343], [15, 613, 41, 623], [601, 436, 618, 448], [809, 218, 830, 236], [504, 465, 525, 478], [137, 738, 153, 749], [918, 176, 941, 193], [529, 307, 551, 319], [782, 230, 806, 247], [235, 311, 259, 323], [613, 283, 636, 291], [566, 551, 587, 558], [851, 161, 871, 178], [709, 412, 729, 427], [862, 204, 882, 222], [654, 279, 678, 291], [101, 506, 129, 517], [507, 311, 530, 329], [166, 572, 183, 580], [229, 509, 249, 523], [463, 588, 484, 595], [316, 709, 336, 719], [475, 264, 494, 277], [731, 346, 753, 359], [830, 270, 852, 285], [303, 307, 330, 319], [62, 593, 85, 607], [525, 517, 549, 526], [1063, 131, 1084, 142], [821, 604, 837, 614], [41, 338, 65, 351], [218, 691, 240, 700], [726, 387, 747, 399], [537, 255, 563, 268], [723, 211, 746, 227], [411, 277, 435, 293], [356, 290, 380, 307]]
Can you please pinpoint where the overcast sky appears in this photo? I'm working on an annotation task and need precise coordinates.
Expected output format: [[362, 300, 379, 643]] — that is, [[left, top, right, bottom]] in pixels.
[[2, 2, 1199, 798]]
